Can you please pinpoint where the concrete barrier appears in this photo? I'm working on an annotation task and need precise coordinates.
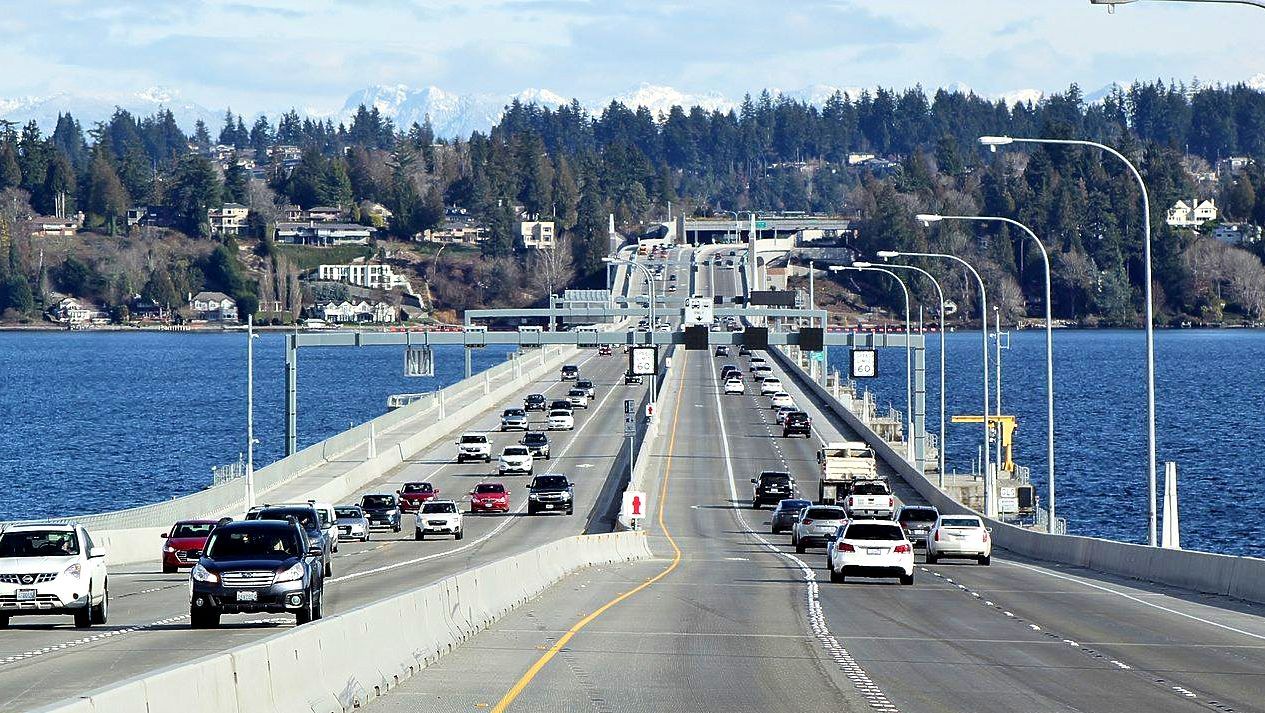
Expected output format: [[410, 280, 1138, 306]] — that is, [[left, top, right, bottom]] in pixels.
[[770, 344, 1265, 606], [31, 531, 651, 713]]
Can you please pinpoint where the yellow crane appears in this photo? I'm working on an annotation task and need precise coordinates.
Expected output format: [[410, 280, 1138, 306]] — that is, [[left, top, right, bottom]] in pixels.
[[950, 415, 1017, 473]]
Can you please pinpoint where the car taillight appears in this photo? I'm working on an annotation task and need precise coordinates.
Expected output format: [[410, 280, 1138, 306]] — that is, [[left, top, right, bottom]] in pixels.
[[847, 497, 854, 507], [934, 531, 940, 541], [983, 532, 990, 542], [802, 519, 814, 525], [839, 543, 855, 552], [888, 497, 894, 508], [894, 544, 911, 553]]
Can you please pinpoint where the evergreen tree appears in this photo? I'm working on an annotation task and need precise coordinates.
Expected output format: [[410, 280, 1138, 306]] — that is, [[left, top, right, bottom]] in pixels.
[[224, 158, 250, 204], [38, 152, 77, 215], [0, 141, 19, 190], [86, 148, 130, 233], [167, 154, 222, 238], [192, 120, 212, 151]]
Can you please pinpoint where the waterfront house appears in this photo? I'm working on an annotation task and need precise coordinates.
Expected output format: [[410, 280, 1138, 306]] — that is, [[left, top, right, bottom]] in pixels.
[[31, 214, 84, 237], [306, 206, 342, 222], [48, 297, 106, 325], [208, 203, 250, 237], [316, 263, 414, 293], [189, 291, 239, 322], [320, 300, 396, 323]]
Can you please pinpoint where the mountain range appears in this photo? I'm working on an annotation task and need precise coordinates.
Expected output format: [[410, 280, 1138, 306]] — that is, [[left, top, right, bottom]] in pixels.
[[5, 76, 1265, 140]]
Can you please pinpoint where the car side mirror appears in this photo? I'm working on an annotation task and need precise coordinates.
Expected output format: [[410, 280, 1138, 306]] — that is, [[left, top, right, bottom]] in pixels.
[[160, 533, 169, 538], [750, 478, 757, 484], [89, 546, 107, 559], [986, 527, 993, 533]]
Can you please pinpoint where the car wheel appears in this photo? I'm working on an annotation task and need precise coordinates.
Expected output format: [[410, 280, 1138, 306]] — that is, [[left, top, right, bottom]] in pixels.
[[73, 594, 93, 629], [566, 507, 574, 515], [795, 541, 806, 554], [900, 573, 914, 586], [830, 564, 843, 583], [163, 563, 177, 574], [393, 523, 401, 533], [527, 504, 537, 515], [455, 529, 464, 540], [190, 606, 220, 629], [979, 554, 991, 566], [312, 589, 323, 620], [836, 567, 846, 583], [0, 614, 9, 629], [751, 501, 760, 510], [457, 456, 464, 463], [415, 530, 424, 540], [91, 585, 108, 625], [485, 456, 492, 463], [926, 552, 938, 564], [324, 561, 332, 577], [296, 597, 314, 625], [771, 525, 780, 534]]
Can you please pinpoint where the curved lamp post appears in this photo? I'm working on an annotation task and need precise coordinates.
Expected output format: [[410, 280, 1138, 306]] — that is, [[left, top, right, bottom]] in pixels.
[[982, 134, 1158, 545], [830, 263, 915, 462]]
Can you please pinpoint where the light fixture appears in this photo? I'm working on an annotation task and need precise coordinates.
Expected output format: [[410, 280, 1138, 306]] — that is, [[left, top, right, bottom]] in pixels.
[[851, 261, 873, 268], [876, 250, 899, 259], [914, 214, 944, 224]]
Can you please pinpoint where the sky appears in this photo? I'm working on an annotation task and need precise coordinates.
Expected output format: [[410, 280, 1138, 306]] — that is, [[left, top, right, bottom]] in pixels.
[[0, 0, 1262, 110]]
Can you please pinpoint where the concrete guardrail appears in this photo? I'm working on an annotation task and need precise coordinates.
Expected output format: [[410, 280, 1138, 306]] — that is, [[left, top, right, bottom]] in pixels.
[[769, 344, 1265, 606], [30, 531, 652, 713]]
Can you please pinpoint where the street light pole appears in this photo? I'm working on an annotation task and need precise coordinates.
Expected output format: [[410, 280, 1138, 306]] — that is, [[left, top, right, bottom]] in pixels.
[[982, 134, 1156, 544], [870, 262, 948, 483], [831, 264, 915, 462], [604, 256, 658, 408], [245, 314, 256, 511], [881, 247, 994, 517]]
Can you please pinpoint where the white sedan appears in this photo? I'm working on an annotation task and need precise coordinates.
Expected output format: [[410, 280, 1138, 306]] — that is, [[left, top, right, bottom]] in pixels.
[[770, 392, 794, 409], [926, 515, 992, 565], [497, 446, 534, 475], [415, 500, 463, 540], [0, 524, 109, 628], [723, 377, 745, 395], [547, 409, 575, 430], [828, 519, 914, 585], [760, 378, 782, 396]]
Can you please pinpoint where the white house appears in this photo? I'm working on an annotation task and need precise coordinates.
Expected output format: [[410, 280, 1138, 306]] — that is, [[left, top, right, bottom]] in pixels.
[[208, 203, 249, 237], [275, 222, 374, 246], [316, 263, 413, 293], [189, 291, 239, 322], [517, 220, 556, 249], [48, 297, 105, 325], [320, 300, 396, 323], [1213, 223, 1262, 245], [1166, 198, 1218, 228]]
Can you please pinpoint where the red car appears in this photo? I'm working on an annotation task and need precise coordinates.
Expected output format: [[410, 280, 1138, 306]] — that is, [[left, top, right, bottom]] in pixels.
[[598, 345, 612, 357], [161, 519, 218, 573], [398, 482, 440, 513], [469, 482, 511, 513]]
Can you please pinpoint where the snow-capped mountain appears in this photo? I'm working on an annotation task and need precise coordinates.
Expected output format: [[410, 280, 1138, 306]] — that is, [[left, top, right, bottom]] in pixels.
[[0, 87, 222, 132], [335, 84, 568, 138]]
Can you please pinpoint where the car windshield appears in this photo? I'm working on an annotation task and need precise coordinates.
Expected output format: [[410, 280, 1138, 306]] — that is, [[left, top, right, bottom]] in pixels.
[[402, 483, 432, 493], [361, 495, 395, 509], [942, 517, 983, 528], [524, 434, 546, 444], [789, 412, 809, 421], [852, 482, 889, 495], [578, 380, 593, 387], [900, 509, 938, 523], [778, 500, 811, 511], [527, 394, 544, 402], [460, 435, 487, 444], [533, 476, 569, 488], [760, 473, 791, 485], [504, 447, 529, 456], [171, 523, 214, 539], [422, 502, 457, 514], [205, 529, 300, 560], [335, 508, 363, 519], [0, 530, 80, 557], [549, 410, 570, 417], [845, 524, 906, 541], [805, 507, 845, 520], [569, 389, 585, 396], [504, 409, 524, 417], [475, 484, 505, 494]]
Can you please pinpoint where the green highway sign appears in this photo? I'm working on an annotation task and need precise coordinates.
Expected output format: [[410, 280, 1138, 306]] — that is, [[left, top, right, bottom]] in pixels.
[[755, 220, 768, 229]]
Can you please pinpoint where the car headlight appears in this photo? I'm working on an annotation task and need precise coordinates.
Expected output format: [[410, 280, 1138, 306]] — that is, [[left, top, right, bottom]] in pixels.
[[561, 491, 572, 500], [274, 562, 306, 583], [63, 562, 81, 579], [191, 563, 219, 584], [163, 545, 176, 553]]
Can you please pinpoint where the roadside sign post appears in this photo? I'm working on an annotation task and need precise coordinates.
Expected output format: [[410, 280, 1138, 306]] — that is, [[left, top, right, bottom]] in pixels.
[[622, 490, 647, 529], [624, 399, 637, 491]]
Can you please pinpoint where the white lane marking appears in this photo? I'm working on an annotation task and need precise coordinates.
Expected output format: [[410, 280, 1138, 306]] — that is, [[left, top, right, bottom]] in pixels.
[[1001, 559, 1265, 643], [331, 372, 625, 584], [0, 615, 192, 667], [708, 357, 901, 713]]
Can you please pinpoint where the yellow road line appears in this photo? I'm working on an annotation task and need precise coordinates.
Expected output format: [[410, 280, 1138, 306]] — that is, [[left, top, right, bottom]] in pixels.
[[491, 353, 687, 712]]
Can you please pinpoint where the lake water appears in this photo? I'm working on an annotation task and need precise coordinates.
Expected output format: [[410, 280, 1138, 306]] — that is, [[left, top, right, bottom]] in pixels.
[[2, 329, 1261, 557], [0, 332, 515, 521], [826, 329, 1265, 557]]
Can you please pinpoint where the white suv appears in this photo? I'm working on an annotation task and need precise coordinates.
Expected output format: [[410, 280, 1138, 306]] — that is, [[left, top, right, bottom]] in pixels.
[[277, 501, 339, 553], [760, 378, 783, 396], [498, 446, 534, 475], [0, 524, 109, 628], [416, 501, 464, 540], [828, 519, 914, 585], [456, 433, 492, 463], [724, 377, 745, 395]]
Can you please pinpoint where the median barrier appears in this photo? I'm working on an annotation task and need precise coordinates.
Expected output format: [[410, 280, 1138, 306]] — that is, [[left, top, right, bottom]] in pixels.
[[770, 345, 1265, 606]]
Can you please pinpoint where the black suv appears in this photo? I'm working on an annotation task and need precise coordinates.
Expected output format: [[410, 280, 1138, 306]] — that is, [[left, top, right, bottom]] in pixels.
[[520, 432, 551, 459], [246, 505, 332, 576], [527, 474, 574, 515], [561, 365, 579, 381], [359, 493, 402, 532], [751, 471, 795, 509], [524, 393, 547, 411], [190, 520, 325, 628], [783, 411, 812, 438]]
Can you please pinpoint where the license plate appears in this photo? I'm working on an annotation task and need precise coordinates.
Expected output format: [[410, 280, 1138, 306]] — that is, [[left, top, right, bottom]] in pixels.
[[544, 503, 554, 509], [16, 589, 36, 601], [867, 548, 885, 556], [235, 590, 258, 602]]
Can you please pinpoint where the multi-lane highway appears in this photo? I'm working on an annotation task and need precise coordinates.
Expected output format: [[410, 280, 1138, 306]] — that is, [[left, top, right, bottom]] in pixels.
[[0, 253, 692, 711], [359, 245, 1265, 713]]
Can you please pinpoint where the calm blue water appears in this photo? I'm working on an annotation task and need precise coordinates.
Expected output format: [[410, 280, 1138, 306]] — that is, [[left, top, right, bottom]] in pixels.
[[827, 329, 1265, 557], [0, 332, 515, 521]]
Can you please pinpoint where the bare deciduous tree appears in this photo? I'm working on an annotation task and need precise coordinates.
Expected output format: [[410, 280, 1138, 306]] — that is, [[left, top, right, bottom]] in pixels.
[[529, 235, 575, 297]]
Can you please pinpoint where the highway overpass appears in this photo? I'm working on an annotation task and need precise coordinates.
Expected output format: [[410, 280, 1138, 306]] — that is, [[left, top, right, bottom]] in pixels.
[[10, 245, 1265, 713]]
